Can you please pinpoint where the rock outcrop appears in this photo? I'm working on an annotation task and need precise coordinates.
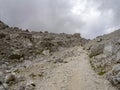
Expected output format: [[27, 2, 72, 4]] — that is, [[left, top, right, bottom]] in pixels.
[[84, 29, 120, 89]]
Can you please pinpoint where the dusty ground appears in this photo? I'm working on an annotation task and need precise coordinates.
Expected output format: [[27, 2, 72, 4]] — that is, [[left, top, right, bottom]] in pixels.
[[19, 46, 117, 90]]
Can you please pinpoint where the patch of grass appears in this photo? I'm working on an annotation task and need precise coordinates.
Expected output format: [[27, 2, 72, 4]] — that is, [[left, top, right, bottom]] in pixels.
[[98, 71, 106, 75]]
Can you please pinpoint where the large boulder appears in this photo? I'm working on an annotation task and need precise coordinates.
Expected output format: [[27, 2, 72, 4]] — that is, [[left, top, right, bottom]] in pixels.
[[89, 44, 104, 58]]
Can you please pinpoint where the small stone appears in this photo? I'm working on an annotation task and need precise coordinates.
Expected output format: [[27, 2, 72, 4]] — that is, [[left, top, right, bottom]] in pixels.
[[18, 84, 26, 90], [96, 38, 102, 42], [29, 73, 36, 78], [116, 77, 120, 82], [0, 71, 4, 82], [0, 33, 6, 39], [25, 81, 36, 90], [112, 77, 118, 85], [0, 83, 9, 90], [9, 54, 21, 60], [42, 50, 50, 56], [5, 73, 17, 84], [112, 65, 120, 74], [18, 76, 26, 82], [23, 60, 32, 68], [117, 72, 120, 77], [53, 58, 63, 63]]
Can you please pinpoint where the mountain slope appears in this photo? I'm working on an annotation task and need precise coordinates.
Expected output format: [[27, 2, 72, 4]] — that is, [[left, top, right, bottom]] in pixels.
[[84, 29, 120, 89]]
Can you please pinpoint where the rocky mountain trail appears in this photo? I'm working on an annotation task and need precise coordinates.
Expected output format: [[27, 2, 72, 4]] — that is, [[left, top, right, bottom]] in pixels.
[[8, 46, 116, 90], [0, 21, 119, 90]]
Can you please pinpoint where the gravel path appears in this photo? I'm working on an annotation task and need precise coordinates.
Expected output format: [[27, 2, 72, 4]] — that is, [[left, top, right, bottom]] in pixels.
[[21, 46, 117, 90]]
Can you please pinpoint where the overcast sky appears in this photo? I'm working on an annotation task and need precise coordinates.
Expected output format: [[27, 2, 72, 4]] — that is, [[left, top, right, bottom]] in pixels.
[[0, 0, 120, 39]]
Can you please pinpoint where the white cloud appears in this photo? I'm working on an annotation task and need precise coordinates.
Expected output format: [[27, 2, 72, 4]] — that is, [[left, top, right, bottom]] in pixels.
[[0, 0, 119, 39]]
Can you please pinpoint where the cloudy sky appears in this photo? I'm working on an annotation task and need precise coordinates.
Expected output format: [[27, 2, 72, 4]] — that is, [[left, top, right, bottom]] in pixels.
[[0, 0, 120, 38]]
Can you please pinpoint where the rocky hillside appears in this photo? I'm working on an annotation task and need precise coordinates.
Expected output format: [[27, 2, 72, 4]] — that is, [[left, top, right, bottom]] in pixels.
[[0, 20, 118, 90], [0, 21, 87, 65], [84, 29, 120, 89], [0, 21, 88, 90]]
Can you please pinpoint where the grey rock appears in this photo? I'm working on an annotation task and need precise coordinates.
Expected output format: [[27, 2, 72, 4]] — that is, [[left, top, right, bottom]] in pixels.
[[72, 33, 81, 38], [17, 76, 26, 82], [89, 44, 104, 58], [18, 84, 26, 90], [5, 73, 17, 84], [0, 21, 8, 30], [25, 82, 36, 90], [0, 33, 6, 39], [103, 42, 113, 55], [96, 38, 102, 42], [0, 71, 4, 82], [117, 72, 120, 77], [86, 45, 91, 50], [0, 83, 9, 90], [116, 51, 120, 63], [53, 58, 64, 63], [116, 77, 120, 82], [23, 60, 32, 68], [8, 54, 21, 60], [112, 64, 120, 74], [42, 50, 50, 56], [112, 77, 119, 85]]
